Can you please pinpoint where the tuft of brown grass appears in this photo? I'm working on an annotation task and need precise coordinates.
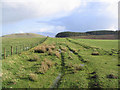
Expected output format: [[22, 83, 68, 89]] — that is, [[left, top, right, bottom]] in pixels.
[[37, 62, 49, 74], [68, 55, 73, 60], [60, 46, 67, 52], [91, 52, 99, 55], [48, 48, 54, 55], [55, 51, 61, 58], [44, 58, 53, 68], [45, 45, 50, 51], [73, 49, 78, 53], [45, 44, 56, 51], [50, 45, 56, 50], [36, 59, 53, 74], [34, 46, 46, 53], [29, 73, 38, 81]]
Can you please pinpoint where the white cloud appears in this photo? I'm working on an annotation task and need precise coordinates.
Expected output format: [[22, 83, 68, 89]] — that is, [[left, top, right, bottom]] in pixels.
[[98, 24, 117, 31], [97, 0, 118, 19], [15, 31, 24, 33], [2, 0, 81, 23], [108, 25, 117, 31], [37, 25, 66, 33]]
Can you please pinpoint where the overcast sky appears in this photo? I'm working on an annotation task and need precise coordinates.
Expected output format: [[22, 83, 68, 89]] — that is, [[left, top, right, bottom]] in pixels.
[[1, 0, 119, 36]]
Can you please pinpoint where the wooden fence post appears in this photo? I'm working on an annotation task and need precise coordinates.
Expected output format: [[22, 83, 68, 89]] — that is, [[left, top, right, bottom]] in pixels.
[[20, 45, 21, 53], [23, 45, 24, 51], [11, 46, 13, 55], [16, 46, 17, 54], [4, 48, 6, 59]]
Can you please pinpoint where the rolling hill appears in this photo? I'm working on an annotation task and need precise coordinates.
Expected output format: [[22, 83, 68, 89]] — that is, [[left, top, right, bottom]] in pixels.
[[2, 33, 46, 38], [55, 30, 118, 39]]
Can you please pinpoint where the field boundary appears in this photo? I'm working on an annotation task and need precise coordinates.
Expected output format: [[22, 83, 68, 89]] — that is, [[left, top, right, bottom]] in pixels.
[[2, 37, 48, 59]]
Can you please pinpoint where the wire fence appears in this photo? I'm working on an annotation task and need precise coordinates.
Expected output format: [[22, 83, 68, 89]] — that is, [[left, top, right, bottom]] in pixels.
[[2, 37, 48, 59]]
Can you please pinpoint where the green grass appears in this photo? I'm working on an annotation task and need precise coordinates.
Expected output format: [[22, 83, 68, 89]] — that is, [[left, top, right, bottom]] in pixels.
[[2, 37, 46, 58], [2, 37, 119, 88], [73, 38, 118, 51]]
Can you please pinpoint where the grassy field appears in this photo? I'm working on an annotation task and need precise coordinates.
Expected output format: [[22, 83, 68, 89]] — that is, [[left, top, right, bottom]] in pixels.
[[71, 38, 118, 51], [2, 37, 46, 58], [2, 37, 119, 88], [70, 34, 117, 40]]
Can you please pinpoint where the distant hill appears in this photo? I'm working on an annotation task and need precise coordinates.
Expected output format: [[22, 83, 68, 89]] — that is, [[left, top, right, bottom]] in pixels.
[[55, 30, 118, 39], [2, 33, 46, 38]]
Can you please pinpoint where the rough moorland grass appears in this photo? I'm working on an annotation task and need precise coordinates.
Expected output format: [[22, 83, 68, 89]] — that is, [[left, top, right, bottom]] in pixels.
[[2, 42, 61, 88], [2, 37, 119, 88]]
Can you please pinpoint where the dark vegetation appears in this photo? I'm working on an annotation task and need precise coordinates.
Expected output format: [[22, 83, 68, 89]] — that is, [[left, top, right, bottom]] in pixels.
[[55, 30, 119, 39]]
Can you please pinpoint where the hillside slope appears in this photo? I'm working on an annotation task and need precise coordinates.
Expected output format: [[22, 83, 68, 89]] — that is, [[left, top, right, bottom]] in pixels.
[[2, 33, 46, 38], [55, 30, 118, 39]]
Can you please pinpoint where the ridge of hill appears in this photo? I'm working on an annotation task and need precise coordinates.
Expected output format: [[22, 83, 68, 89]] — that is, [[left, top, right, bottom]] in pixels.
[[55, 30, 118, 39], [2, 33, 46, 38]]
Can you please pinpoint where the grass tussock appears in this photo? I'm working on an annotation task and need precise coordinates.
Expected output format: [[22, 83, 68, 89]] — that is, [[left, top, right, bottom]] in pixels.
[[34, 44, 56, 55], [67, 63, 83, 74], [28, 55, 40, 62], [60, 46, 67, 52], [55, 51, 61, 58], [73, 64, 83, 71], [45, 44, 56, 51], [68, 55, 73, 60], [44, 58, 53, 68], [72, 48, 78, 54], [48, 48, 54, 55], [29, 73, 38, 81], [36, 59, 53, 74], [34, 46, 46, 53], [91, 52, 99, 55]]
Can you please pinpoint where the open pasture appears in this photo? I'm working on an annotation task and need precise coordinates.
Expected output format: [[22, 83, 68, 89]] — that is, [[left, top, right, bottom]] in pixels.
[[2, 37, 119, 88]]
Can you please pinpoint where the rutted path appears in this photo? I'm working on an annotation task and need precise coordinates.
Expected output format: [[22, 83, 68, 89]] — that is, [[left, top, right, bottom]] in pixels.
[[50, 47, 65, 88], [66, 45, 87, 63], [66, 38, 101, 88], [50, 39, 102, 88], [50, 73, 62, 88]]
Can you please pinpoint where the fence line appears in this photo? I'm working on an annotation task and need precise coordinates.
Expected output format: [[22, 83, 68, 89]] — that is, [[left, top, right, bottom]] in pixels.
[[2, 37, 48, 59]]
